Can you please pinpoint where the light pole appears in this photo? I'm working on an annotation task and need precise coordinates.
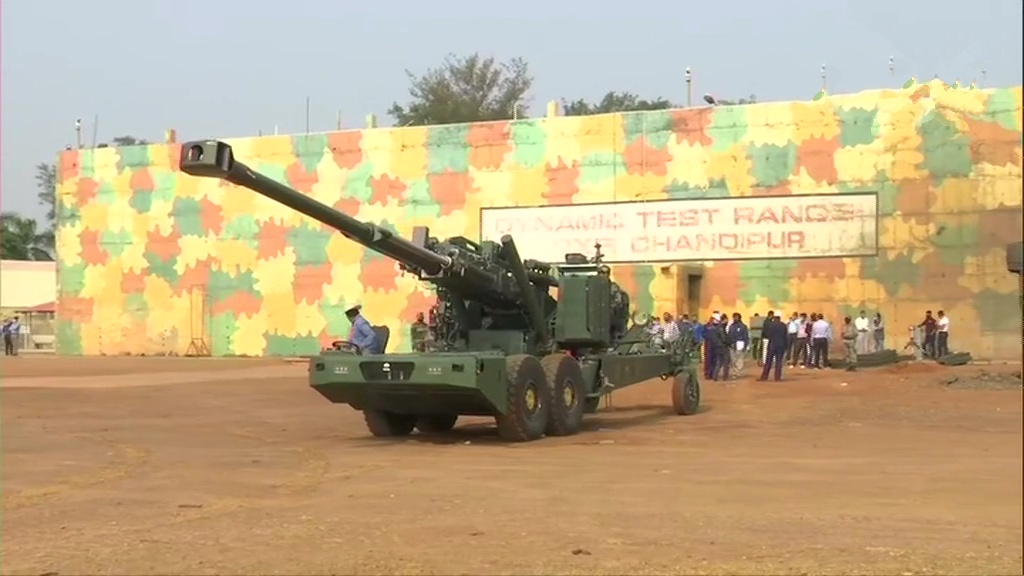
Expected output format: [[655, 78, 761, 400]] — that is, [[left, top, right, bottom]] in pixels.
[[685, 67, 693, 107]]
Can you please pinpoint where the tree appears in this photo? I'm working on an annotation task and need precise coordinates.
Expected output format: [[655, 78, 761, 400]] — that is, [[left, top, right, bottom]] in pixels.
[[715, 94, 758, 106], [561, 91, 675, 116], [110, 135, 148, 146], [388, 54, 534, 126], [35, 162, 57, 227], [1, 213, 53, 261]]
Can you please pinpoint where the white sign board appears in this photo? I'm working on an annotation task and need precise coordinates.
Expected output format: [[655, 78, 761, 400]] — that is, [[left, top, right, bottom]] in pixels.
[[480, 194, 878, 263]]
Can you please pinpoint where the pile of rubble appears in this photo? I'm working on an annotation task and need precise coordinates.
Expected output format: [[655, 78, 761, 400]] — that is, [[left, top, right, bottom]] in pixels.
[[941, 369, 1023, 391]]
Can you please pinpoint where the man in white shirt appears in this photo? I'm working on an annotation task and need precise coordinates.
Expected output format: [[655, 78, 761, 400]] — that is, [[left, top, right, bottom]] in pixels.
[[785, 313, 801, 363], [936, 310, 950, 357], [809, 314, 832, 368], [853, 310, 871, 354]]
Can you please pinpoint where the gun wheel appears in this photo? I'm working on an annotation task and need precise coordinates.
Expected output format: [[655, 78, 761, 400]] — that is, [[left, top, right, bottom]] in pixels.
[[671, 371, 701, 416], [541, 353, 586, 437], [496, 354, 551, 442], [415, 414, 459, 433], [363, 410, 416, 437]]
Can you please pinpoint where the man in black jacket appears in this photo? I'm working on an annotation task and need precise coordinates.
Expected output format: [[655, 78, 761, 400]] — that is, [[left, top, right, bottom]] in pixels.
[[759, 316, 789, 382]]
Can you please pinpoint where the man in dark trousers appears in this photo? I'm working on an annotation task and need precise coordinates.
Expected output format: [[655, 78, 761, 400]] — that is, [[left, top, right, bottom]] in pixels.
[[758, 315, 789, 382]]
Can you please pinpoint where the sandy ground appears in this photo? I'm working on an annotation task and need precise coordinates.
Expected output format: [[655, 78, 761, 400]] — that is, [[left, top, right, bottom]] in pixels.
[[2, 356, 1021, 576]]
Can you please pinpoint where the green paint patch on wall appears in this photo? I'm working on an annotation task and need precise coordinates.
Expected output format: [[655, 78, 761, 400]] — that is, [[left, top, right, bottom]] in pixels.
[[344, 162, 376, 203], [860, 251, 921, 297], [172, 197, 206, 237], [116, 145, 150, 172], [836, 106, 879, 147], [59, 262, 87, 295], [738, 259, 797, 303], [707, 106, 748, 152], [209, 311, 239, 356], [917, 110, 973, 180], [402, 180, 441, 220], [509, 121, 546, 169], [287, 223, 332, 265], [747, 142, 798, 187], [578, 152, 626, 185], [265, 333, 320, 356], [622, 110, 673, 149], [427, 125, 471, 174], [984, 90, 1022, 131], [57, 320, 83, 355], [100, 229, 135, 257], [292, 134, 328, 174]]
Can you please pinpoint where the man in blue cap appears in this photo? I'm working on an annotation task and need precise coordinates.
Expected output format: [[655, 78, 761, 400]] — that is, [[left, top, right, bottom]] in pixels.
[[345, 304, 382, 354]]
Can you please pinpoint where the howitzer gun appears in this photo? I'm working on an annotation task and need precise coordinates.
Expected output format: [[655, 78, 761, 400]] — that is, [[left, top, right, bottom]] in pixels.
[[179, 140, 702, 442]]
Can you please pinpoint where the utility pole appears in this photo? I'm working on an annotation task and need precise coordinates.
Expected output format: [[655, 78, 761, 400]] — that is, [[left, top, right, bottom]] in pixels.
[[820, 64, 827, 91], [888, 55, 894, 77], [685, 67, 693, 107]]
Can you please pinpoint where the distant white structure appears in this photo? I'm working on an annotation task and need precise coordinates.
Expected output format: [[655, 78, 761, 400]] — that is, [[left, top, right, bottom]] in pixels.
[[0, 260, 57, 311]]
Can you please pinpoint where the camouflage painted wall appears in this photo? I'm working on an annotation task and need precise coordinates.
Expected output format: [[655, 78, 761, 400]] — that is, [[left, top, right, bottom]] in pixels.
[[55, 81, 1023, 358]]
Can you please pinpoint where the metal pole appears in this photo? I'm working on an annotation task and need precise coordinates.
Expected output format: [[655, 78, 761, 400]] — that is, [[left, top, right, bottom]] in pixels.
[[305, 96, 311, 134], [820, 64, 827, 91], [74, 119, 82, 149], [685, 67, 692, 107], [888, 56, 894, 77]]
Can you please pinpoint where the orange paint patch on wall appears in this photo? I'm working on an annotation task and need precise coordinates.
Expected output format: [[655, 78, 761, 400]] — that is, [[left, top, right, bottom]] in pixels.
[[622, 137, 672, 176], [197, 196, 225, 235], [671, 108, 713, 146], [76, 178, 99, 205], [796, 136, 840, 183], [400, 290, 436, 323], [212, 292, 263, 318], [428, 171, 475, 216], [358, 258, 399, 292], [129, 167, 155, 192], [543, 159, 580, 203], [705, 262, 741, 308], [895, 179, 934, 216], [146, 228, 183, 261], [793, 258, 846, 281], [370, 175, 407, 205], [285, 161, 319, 193], [256, 220, 290, 260], [121, 269, 148, 294], [963, 116, 1023, 168], [178, 262, 211, 292], [467, 121, 512, 170], [58, 150, 81, 181], [327, 131, 363, 169], [293, 263, 333, 304], [79, 230, 108, 265], [58, 296, 94, 323]]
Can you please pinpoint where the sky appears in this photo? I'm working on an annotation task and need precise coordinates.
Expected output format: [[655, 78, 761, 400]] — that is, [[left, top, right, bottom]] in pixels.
[[2, 0, 1022, 222]]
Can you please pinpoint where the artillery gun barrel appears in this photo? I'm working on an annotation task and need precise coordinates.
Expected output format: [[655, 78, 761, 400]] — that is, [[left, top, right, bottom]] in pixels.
[[179, 140, 452, 275]]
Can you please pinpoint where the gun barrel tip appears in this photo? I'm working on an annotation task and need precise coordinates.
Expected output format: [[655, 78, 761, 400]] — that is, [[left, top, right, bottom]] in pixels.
[[499, 234, 513, 244]]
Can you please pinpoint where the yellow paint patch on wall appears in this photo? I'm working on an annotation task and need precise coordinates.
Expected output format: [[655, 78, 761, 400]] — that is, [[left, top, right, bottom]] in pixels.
[[323, 261, 365, 304], [249, 135, 295, 159], [469, 167, 514, 208], [252, 250, 297, 295], [106, 197, 138, 233], [617, 172, 666, 200], [79, 263, 120, 300], [959, 247, 1019, 294], [262, 291, 298, 335], [56, 221, 84, 267], [509, 165, 548, 207], [932, 177, 986, 213], [177, 234, 215, 273], [217, 181, 258, 221], [92, 148, 121, 183], [215, 239, 260, 276], [575, 115, 622, 158], [149, 198, 176, 236], [359, 128, 395, 177], [78, 201, 110, 232], [791, 102, 841, 141], [878, 107, 927, 181], [574, 175, 616, 205], [233, 310, 269, 356], [325, 235, 364, 267], [790, 275, 845, 302], [978, 176, 1024, 210], [295, 300, 328, 337], [832, 143, 884, 184], [391, 127, 429, 182], [707, 143, 755, 195], [844, 277, 886, 304], [120, 238, 149, 274], [790, 166, 839, 194], [744, 102, 796, 146], [543, 118, 583, 167], [663, 141, 710, 190], [648, 268, 677, 314]]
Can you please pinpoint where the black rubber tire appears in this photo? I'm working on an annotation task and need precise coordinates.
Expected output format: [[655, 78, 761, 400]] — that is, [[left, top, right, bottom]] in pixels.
[[541, 354, 586, 437], [671, 370, 701, 416], [415, 414, 458, 433], [496, 354, 551, 442], [363, 410, 416, 437]]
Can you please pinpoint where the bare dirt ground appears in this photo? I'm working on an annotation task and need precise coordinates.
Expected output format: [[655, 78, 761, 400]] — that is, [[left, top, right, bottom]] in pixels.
[[2, 356, 1022, 576]]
